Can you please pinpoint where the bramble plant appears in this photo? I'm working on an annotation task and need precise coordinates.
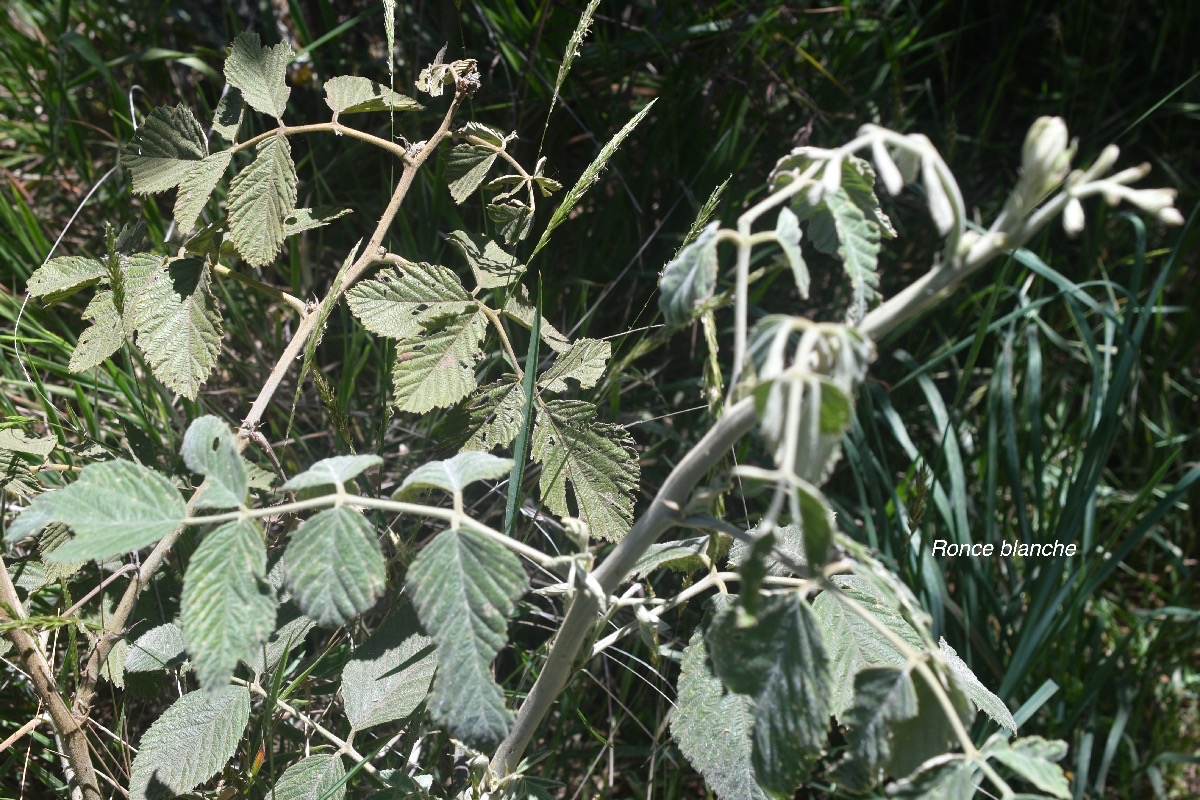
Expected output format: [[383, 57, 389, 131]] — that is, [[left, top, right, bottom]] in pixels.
[[0, 11, 1184, 800]]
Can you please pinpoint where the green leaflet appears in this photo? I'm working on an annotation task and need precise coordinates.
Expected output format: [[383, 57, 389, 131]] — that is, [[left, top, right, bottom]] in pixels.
[[323, 75, 421, 119], [806, 189, 882, 322], [281, 455, 383, 492], [533, 99, 656, 256], [132, 257, 223, 399], [224, 32, 291, 118], [346, 263, 473, 340], [774, 206, 809, 298], [272, 754, 347, 800], [832, 665, 920, 792], [445, 229, 524, 289], [501, 287, 572, 352], [887, 755, 977, 799], [887, 668, 974, 779], [341, 602, 437, 731], [659, 222, 720, 326], [982, 735, 1070, 798], [632, 536, 711, 578], [181, 415, 248, 510], [940, 637, 1018, 734], [486, 200, 534, 245], [444, 143, 498, 204], [227, 133, 298, 267], [537, 338, 610, 393], [406, 527, 528, 749], [284, 206, 353, 236], [812, 575, 924, 719], [181, 519, 276, 694], [531, 400, 639, 542], [396, 452, 513, 497], [283, 507, 386, 627], [26, 255, 106, 302], [391, 310, 486, 413], [706, 593, 832, 794], [458, 376, 525, 452], [125, 623, 186, 673], [69, 290, 124, 372], [728, 523, 806, 577], [250, 613, 316, 677], [174, 151, 232, 233], [12, 459, 185, 561], [128, 686, 251, 800], [672, 628, 770, 800], [123, 104, 208, 195]]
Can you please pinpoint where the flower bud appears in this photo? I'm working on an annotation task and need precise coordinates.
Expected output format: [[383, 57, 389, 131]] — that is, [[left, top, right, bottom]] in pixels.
[[1022, 117, 1070, 182], [1062, 197, 1085, 238]]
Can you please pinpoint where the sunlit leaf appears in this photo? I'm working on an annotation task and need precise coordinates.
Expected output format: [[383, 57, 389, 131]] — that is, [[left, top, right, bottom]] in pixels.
[[227, 133, 298, 266], [26, 255, 106, 302], [126, 623, 186, 673], [181, 519, 275, 693], [444, 143, 497, 203], [128, 687, 251, 800], [174, 151, 232, 233], [397, 451, 513, 497], [281, 455, 383, 492], [284, 206, 353, 237], [537, 338, 609, 393], [224, 32, 291, 118], [69, 290, 125, 372], [132, 258, 222, 399], [283, 507, 386, 626], [341, 602, 437, 731], [123, 105, 208, 194], [940, 637, 1017, 734], [272, 754, 346, 800], [181, 416, 247, 510], [346, 263, 472, 340], [324, 75, 421, 118], [406, 527, 528, 749], [983, 735, 1070, 798], [444, 229, 524, 289], [391, 310, 486, 413], [532, 400, 639, 541]]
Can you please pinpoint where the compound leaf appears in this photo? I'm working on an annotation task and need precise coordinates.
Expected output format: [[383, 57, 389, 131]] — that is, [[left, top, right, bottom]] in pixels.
[[341, 602, 437, 731], [445, 229, 524, 289], [69, 290, 125, 372], [182, 519, 275, 694], [391, 310, 486, 413], [281, 455, 383, 492], [940, 637, 1017, 734], [224, 32, 291, 118], [324, 75, 421, 118], [272, 754, 346, 800], [660, 222, 720, 327], [123, 105, 208, 195], [132, 258, 222, 399], [181, 415, 247, 510], [532, 400, 639, 541], [22, 459, 186, 561], [537, 338, 609, 393], [406, 527, 528, 749], [444, 144, 497, 204], [227, 133, 298, 267], [27, 255, 106, 302], [346, 263, 472, 340], [283, 507, 386, 626], [706, 593, 832, 794], [672, 628, 770, 800], [397, 452, 513, 497], [174, 151, 231, 233], [128, 686, 251, 800]]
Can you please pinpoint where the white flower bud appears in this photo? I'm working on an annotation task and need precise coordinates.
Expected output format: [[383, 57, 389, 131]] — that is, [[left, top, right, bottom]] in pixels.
[[1126, 187, 1178, 214], [1157, 207, 1185, 226], [1021, 117, 1070, 182], [1062, 197, 1085, 238], [922, 156, 955, 235], [872, 138, 905, 195]]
